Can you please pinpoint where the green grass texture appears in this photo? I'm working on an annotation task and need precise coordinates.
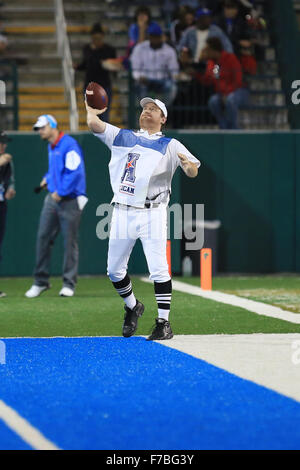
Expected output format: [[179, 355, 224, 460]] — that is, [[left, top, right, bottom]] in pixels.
[[1, 276, 300, 337]]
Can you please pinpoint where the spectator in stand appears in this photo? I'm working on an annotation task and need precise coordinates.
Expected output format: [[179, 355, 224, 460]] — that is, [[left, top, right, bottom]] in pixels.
[[122, 6, 161, 69], [197, 36, 250, 129], [74, 23, 116, 121], [130, 23, 179, 106], [128, 6, 160, 53], [170, 6, 196, 48], [178, 7, 233, 66], [216, 0, 261, 67], [215, 0, 254, 56]]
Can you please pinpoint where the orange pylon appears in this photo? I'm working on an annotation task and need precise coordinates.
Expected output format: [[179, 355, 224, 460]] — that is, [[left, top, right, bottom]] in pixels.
[[200, 248, 212, 290]]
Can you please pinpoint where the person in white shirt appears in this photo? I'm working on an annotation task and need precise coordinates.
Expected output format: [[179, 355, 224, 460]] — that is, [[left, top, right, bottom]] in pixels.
[[86, 96, 200, 340], [130, 23, 179, 106]]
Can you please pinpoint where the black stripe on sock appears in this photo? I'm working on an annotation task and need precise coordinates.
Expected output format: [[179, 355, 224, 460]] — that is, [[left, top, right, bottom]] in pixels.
[[154, 280, 172, 295], [112, 274, 132, 298], [154, 280, 172, 310], [157, 303, 170, 310]]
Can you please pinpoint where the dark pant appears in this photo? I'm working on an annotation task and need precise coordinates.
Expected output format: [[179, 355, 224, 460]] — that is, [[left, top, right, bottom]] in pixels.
[[33, 194, 82, 289], [0, 202, 7, 264], [208, 88, 250, 129]]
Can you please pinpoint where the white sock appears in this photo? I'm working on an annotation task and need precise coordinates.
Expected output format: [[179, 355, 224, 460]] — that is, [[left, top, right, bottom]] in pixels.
[[158, 309, 169, 321], [124, 293, 137, 310]]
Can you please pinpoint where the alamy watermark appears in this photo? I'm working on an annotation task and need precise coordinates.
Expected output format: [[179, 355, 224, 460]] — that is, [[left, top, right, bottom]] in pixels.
[[291, 340, 300, 365], [291, 80, 300, 105], [96, 203, 205, 251], [0, 80, 6, 105], [0, 340, 6, 365]]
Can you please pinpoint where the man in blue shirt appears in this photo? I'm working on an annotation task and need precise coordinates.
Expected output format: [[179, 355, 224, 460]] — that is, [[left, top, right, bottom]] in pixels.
[[25, 115, 87, 298]]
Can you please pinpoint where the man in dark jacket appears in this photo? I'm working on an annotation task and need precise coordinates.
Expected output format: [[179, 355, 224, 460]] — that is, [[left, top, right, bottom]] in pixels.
[[0, 131, 16, 297], [215, 0, 254, 56], [74, 23, 116, 122]]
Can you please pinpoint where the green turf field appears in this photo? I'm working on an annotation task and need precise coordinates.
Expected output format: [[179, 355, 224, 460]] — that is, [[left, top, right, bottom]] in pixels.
[[0, 276, 300, 337]]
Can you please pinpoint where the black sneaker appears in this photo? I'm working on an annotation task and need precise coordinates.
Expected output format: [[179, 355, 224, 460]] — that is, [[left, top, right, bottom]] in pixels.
[[0, 291, 6, 298], [122, 300, 144, 337], [147, 318, 174, 341]]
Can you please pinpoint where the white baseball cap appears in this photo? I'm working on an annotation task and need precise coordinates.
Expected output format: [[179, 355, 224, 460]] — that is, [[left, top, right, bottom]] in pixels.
[[140, 97, 168, 118], [33, 114, 57, 130]]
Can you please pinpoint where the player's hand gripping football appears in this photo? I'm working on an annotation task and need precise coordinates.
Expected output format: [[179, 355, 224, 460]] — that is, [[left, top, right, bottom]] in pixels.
[[85, 100, 108, 134], [178, 153, 198, 178], [85, 100, 107, 116]]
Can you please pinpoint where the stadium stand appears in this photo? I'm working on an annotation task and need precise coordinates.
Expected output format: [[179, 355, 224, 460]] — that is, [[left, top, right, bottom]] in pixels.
[[68, 0, 290, 130], [0, 0, 296, 130]]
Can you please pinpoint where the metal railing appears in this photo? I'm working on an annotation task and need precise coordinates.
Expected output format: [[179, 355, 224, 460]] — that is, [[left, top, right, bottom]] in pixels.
[[0, 59, 19, 130], [54, 0, 78, 131], [127, 65, 289, 130]]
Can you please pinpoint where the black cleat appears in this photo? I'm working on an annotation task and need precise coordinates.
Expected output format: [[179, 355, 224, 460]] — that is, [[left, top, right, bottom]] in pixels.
[[0, 291, 6, 298], [147, 318, 174, 341], [122, 300, 144, 337]]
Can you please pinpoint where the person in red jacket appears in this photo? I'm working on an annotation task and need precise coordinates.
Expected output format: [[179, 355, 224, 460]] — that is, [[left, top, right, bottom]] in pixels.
[[197, 36, 250, 129]]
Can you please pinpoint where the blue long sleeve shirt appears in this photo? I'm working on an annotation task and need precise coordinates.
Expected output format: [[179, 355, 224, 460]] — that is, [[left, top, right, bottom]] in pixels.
[[44, 133, 86, 198]]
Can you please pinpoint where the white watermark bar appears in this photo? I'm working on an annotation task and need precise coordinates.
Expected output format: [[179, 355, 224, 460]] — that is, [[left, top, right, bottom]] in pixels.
[[0, 340, 6, 365], [96, 203, 205, 251], [0, 80, 6, 105]]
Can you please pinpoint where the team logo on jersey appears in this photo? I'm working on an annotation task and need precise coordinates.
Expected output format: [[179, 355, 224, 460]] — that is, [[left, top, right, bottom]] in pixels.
[[120, 153, 140, 195], [121, 153, 140, 184]]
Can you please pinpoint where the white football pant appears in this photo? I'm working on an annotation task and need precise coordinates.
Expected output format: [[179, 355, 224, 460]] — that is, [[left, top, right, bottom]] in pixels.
[[107, 204, 171, 283]]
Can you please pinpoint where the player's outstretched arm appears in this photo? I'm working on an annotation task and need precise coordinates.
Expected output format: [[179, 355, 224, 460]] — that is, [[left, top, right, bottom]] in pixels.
[[178, 153, 198, 178], [85, 101, 108, 134]]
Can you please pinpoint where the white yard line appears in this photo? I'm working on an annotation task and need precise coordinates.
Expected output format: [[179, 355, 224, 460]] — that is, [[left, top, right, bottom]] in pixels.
[[156, 334, 300, 403], [140, 277, 300, 324], [0, 400, 61, 450]]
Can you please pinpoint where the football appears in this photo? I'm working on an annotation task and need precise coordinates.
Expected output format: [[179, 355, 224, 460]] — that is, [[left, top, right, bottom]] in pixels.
[[85, 82, 108, 110]]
